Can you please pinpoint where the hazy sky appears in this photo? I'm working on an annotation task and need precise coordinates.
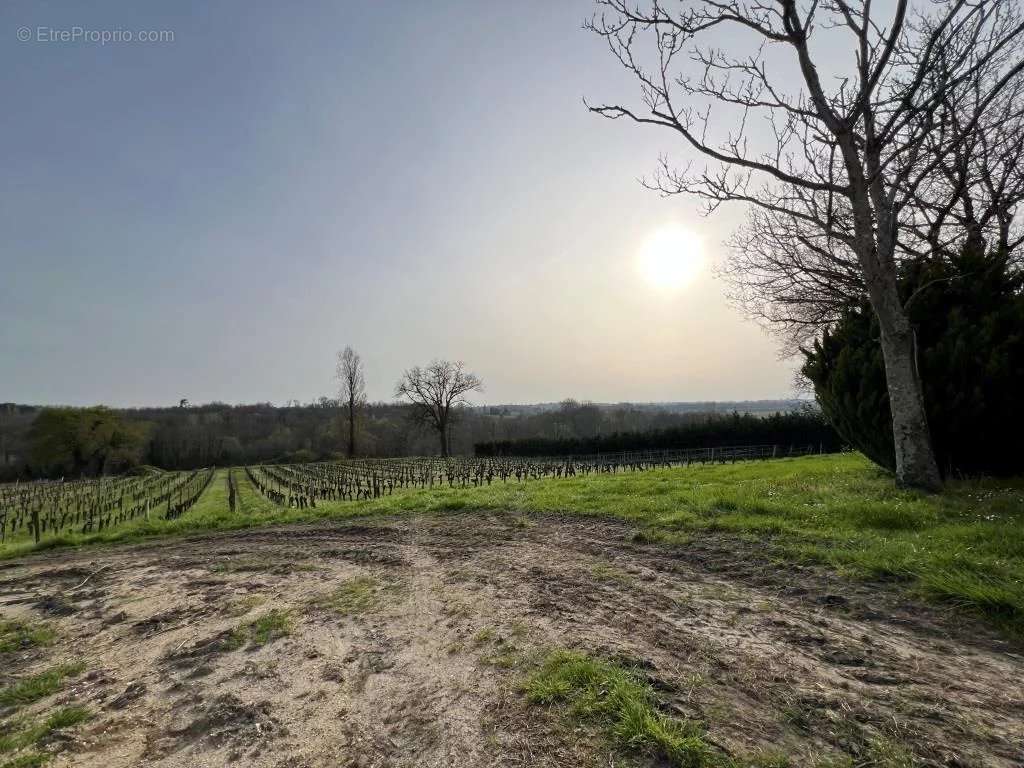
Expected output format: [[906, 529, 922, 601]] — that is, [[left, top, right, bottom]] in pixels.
[[1, 0, 801, 407]]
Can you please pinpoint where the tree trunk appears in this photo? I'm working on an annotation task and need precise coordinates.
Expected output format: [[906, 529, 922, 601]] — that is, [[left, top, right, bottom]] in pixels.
[[864, 279, 942, 491], [847, 160, 942, 493], [877, 324, 942, 490], [347, 398, 356, 458], [438, 419, 449, 457]]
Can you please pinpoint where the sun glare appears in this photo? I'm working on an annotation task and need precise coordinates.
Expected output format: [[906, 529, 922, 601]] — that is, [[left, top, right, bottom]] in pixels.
[[636, 225, 705, 291]]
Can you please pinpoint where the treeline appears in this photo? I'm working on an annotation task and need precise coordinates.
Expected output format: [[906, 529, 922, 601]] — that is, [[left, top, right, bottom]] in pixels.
[[1, 399, 829, 479], [474, 410, 841, 457]]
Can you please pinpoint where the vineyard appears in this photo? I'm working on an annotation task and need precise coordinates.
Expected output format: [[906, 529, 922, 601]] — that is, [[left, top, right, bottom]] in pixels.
[[245, 443, 828, 507], [0, 443, 827, 549], [0, 468, 215, 545]]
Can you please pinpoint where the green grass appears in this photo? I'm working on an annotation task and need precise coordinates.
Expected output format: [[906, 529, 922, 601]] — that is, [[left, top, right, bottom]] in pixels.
[[0, 622, 55, 655], [3, 455, 1023, 632], [311, 576, 389, 616], [225, 609, 292, 649], [473, 626, 497, 646], [864, 736, 918, 768], [0, 663, 85, 709], [0, 753, 49, 768], [0, 705, 90, 755], [524, 650, 720, 767]]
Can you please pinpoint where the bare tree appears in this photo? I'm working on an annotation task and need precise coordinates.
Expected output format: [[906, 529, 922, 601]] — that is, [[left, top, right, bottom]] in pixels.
[[336, 347, 366, 458], [394, 360, 483, 457], [587, 0, 1024, 490], [721, 6, 1024, 347]]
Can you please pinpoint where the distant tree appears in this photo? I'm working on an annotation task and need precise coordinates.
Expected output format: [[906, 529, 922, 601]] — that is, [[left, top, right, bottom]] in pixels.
[[28, 407, 149, 477], [179, 398, 189, 408], [395, 360, 484, 457], [336, 347, 367, 458]]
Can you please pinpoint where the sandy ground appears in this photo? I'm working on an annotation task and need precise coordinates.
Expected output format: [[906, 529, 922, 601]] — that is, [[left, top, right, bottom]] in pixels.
[[1, 512, 1022, 767]]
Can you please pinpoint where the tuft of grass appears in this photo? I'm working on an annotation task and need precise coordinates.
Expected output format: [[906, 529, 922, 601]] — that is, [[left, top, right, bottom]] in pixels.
[[41, 706, 90, 730], [748, 751, 792, 768], [589, 560, 635, 585], [224, 594, 266, 618], [524, 650, 720, 768], [917, 568, 1022, 619], [0, 706, 91, 755], [0, 753, 49, 768], [226, 609, 292, 649], [865, 736, 918, 768], [0, 663, 86, 709], [485, 649, 523, 669], [312, 576, 396, 616], [473, 626, 496, 646], [0, 622, 55, 655]]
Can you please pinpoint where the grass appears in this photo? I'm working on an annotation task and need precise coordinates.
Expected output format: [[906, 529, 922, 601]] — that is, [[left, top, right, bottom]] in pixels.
[[523, 651, 867, 767], [224, 594, 267, 618], [0, 466, 288, 558], [473, 626, 497, 646], [589, 560, 635, 585], [0, 705, 91, 755], [0, 663, 85, 709], [0, 754, 49, 768], [311, 576, 390, 616], [0, 622, 55, 655], [3, 455, 1023, 632], [865, 737, 918, 768], [225, 610, 292, 650], [524, 650, 720, 767]]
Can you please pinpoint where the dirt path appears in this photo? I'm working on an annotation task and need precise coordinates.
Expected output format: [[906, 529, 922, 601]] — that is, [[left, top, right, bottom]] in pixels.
[[1, 512, 1021, 767]]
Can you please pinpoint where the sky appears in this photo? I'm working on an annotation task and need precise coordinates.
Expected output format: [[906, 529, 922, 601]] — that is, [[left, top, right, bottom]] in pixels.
[[1, 0, 804, 407]]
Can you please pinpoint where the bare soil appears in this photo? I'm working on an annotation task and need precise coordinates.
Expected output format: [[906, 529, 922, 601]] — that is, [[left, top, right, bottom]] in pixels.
[[1, 512, 1022, 767]]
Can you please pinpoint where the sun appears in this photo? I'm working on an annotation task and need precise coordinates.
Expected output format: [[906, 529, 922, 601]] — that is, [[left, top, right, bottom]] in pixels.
[[636, 225, 705, 290]]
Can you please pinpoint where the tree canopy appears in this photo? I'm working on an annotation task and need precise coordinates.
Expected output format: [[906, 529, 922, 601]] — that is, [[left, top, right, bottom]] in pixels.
[[28, 407, 150, 477]]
